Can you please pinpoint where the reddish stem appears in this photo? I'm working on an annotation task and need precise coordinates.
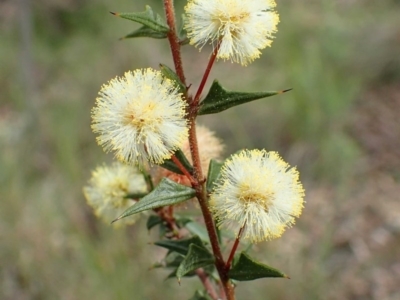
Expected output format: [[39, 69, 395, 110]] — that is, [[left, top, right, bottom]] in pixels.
[[225, 226, 245, 271], [195, 182, 235, 299], [163, 0, 186, 87], [192, 42, 221, 108], [195, 269, 219, 300], [162, 2, 234, 298], [171, 155, 197, 186]]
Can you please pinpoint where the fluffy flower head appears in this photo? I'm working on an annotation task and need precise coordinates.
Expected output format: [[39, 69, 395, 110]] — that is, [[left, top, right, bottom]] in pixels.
[[184, 0, 279, 66], [83, 162, 148, 227], [92, 68, 188, 165], [209, 149, 305, 243]]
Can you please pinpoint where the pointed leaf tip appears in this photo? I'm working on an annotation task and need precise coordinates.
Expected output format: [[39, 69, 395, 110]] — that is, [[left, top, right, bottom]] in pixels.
[[198, 80, 287, 115], [111, 217, 121, 224], [281, 88, 293, 93]]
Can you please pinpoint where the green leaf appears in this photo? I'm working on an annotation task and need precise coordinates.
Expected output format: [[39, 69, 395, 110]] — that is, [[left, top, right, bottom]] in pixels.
[[176, 244, 214, 281], [155, 236, 204, 256], [166, 268, 196, 280], [228, 252, 289, 281], [165, 251, 184, 268], [146, 215, 163, 230], [175, 216, 193, 228], [160, 64, 186, 94], [120, 25, 168, 40], [125, 192, 148, 199], [198, 80, 292, 115], [189, 290, 213, 300], [111, 6, 169, 33], [112, 178, 196, 223], [160, 149, 193, 175], [206, 159, 223, 193]]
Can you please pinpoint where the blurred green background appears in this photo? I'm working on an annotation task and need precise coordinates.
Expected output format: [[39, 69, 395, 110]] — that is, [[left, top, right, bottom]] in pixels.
[[1, 0, 400, 299]]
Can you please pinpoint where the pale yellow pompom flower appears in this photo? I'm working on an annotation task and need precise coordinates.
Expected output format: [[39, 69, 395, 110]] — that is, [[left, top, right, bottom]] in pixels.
[[83, 162, 148, 227], [92, 68, 189, 165], [184, 0, 279, 66], [209, 149, 305, 243]]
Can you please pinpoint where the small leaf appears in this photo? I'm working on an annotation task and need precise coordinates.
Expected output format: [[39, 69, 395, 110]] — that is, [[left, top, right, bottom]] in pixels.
[[111, 6, 169, 33], [176, 244, 214, 280], [206, 159, 223, 193], [155, 236, 204, 256], [121, 25, 168, 40], [228, 252, 289, 281], [198, 80, 292, 115], [146, 215, 163, 230], [160, 64, 186, 94], [189, 290, 213, 300], [112, 178, 196, 223], [160, 149, 193, 175]]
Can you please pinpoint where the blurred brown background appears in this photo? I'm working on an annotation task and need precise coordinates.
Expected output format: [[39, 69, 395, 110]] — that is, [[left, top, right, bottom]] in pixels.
[[1, 0, 400, 299]]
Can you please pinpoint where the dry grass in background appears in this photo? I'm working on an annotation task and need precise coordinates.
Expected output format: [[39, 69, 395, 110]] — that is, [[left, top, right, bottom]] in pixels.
[[1, 0, 400, 299]]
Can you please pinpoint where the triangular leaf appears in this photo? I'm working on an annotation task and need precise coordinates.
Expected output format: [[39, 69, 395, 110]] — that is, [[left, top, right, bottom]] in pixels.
[[176, 244, 214, 280], [121, 25, 168, 40], [198, 80, 291, 115], [111, 6, 169, 33], [112, 178, 195, 223], [160, 64, 186, 94], [160, 149, 193, 175], [228, 252, 289, 281], [206, 159, 223, 193], [154, 235, 204, 256]]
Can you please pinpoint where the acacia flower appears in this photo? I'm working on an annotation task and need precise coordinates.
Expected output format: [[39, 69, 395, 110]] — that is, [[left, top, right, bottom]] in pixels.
[[209, 149, 305, 243], [92, 68, 188, 165], [184, 0, 279, 66], [83, 162, 148, 227]]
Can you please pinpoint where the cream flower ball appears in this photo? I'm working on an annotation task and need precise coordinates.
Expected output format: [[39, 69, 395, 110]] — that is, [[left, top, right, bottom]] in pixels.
[[92, 68, 188, 165]]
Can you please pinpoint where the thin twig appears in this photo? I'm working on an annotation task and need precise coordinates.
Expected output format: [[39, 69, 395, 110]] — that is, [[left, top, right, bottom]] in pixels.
[[225, 225, 245, 271], [171, 155, 197, 186], [163, 0, 186, 87], [192, 42, 221, 108], [195, 268, 219, 300]]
